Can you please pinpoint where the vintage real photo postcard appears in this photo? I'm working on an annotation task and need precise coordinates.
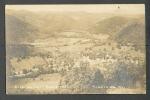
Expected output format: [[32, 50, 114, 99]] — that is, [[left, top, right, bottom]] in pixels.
[[6, 4, 146, 94]]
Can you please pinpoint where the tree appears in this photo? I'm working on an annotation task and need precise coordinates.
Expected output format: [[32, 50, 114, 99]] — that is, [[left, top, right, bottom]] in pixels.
[[22, 69, 28, 74], [90, 69, 105, 87], [109, 63, 135, 87], [117, 45, 121, 49], [59, 67, 105, 93]]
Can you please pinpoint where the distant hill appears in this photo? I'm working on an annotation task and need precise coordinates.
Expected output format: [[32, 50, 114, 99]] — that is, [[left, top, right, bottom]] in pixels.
[[6, 10, 145, 49], [116, 18, 145, 51], [117, 19, 145, 44], [5, 10, 111, 43], [91, 15, 145, 50], [6, 15, 37, 43], [91, 16, 131, 37]]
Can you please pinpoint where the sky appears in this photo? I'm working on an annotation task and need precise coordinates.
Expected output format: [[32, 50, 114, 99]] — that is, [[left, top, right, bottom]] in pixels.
[[6, 4, 145, 15]]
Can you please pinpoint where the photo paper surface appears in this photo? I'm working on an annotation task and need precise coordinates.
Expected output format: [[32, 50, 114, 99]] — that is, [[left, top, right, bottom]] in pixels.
[[6, 4, 146, 94]]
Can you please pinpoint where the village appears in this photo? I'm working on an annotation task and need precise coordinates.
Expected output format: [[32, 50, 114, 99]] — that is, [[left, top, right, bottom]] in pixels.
[[8, 41, 145, 82]]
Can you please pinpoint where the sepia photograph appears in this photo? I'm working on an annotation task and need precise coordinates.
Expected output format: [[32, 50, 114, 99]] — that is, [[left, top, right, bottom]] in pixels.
[[6, 4, 146, 94]]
